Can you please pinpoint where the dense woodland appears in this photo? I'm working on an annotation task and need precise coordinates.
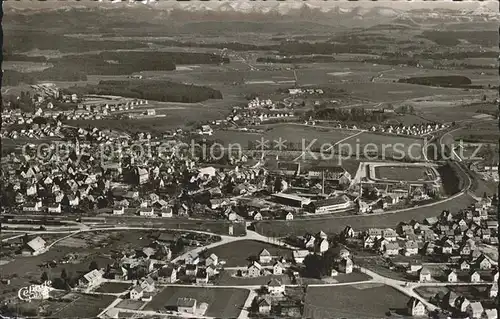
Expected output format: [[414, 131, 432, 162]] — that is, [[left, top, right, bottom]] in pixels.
[[309, 107, 389, 123], [398, 75, 473, 87], [63, 80, 223, 103]]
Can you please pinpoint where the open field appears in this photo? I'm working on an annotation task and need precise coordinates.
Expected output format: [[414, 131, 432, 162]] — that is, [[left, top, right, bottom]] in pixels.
[[205, 240, 293, 267], [65, 104, 231, 133], [2, 61, 53, 72], [210, 124, 424, 160], [321, 271, 372, 284], [254, 193, 475, 237], [144, 286, 249, 318], [352, 132, 425, 159], [115, 299, 145, 310], [54, 237, 88, 248], [44, 294, 115, 318], [303, 283, 410, 319], [94, 282, 131, 294], [210, 124, 357, 149], [334, 82, 477, 103], [453, 121, 499, 143]]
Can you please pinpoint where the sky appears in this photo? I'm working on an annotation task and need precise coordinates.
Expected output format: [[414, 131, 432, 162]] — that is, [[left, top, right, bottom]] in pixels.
[[5, 0, 498, 12]]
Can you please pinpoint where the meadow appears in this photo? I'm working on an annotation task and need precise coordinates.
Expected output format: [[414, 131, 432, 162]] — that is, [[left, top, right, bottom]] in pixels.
[[210, 124, 357, 149], [303, 283, 410, 319], [144, 286, 249, 318], [205, 240, 293, 267]]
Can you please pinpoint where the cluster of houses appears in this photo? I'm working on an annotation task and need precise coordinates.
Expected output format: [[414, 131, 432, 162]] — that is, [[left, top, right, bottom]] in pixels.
[[2, 91, 149, 127], [244, 249, 288, 278], [230, 107, 296, 125], [246, 97, 274, 109], [288, 88, 324, 96], [129, 277, 156, 301], [303, 120, 361, 131], [159, 251, 222, 285], [254, 279, 302, 316], [431, 289, 498, 319], [370, 123, 448, 137], [353, 198, 498, 284], [355, 182, 441, 214], [77, 98, 147, 113], [1, 119, 64, 139], [70, 231, 218, 295], [4, 124, 307, 220], [30, 83, 61, 101], [293, 231, 354, 275]]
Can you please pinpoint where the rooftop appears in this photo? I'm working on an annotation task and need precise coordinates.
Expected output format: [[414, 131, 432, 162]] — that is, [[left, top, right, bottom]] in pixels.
[[177, 297, 196, 308]]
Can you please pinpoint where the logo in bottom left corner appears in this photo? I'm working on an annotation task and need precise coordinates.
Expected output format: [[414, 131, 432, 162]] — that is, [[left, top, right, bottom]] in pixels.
[[18, 280, 52, 302]]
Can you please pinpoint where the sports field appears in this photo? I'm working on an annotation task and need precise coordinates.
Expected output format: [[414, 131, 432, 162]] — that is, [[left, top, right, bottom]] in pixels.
[[373, 165, 436, 182]]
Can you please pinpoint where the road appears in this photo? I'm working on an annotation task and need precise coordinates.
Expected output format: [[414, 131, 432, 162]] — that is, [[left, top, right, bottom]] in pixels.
[[324, 130, 367, 153]]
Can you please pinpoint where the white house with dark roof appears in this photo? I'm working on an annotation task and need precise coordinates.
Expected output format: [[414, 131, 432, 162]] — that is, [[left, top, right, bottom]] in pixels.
[[259, 249, 272, 264], [469, 271, 481, 283], [140, 277, 155, 292], [138, 208, 155, 217], [47, 203, 62, 214], [339, 257, 353, 274], [404, 240, 419, 256], [447, 270, 458, 283], [78, 269, 104, 290], [258, 297, 271, 314], [158, 267, 177, 284], [130, 286, 144, 300], [267, 278, 285, 294], [418, 267, 432, 282], [273, 261, 284, 275], [407, 297, 425, 317], [113, 206, 125, 215], [247, 261, 262, 277], [205, 253, 218, 267], [293, 250, 309, 264]]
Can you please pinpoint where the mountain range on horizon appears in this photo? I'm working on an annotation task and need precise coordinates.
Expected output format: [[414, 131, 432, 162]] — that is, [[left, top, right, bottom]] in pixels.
[[6, 0, 498, 17], [5, 0, 499, 31]]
